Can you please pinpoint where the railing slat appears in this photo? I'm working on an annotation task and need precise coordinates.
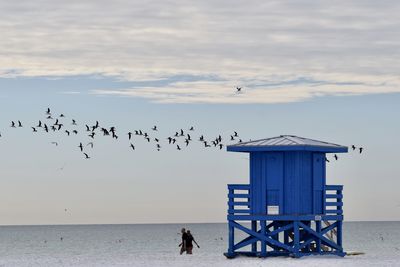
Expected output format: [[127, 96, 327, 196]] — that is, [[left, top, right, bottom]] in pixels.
[[228, 209, 251, 214], [325, 194, 342, 199], [228, 193, 250, 198], [325, 185, 343, 191], [325, 202, 343, 207], [325, 210, 343, 215], [230, 201, 250, 206]]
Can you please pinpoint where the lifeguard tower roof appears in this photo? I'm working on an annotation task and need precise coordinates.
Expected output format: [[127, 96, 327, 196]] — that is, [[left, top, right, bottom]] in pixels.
[[227, 135, 348, 153]]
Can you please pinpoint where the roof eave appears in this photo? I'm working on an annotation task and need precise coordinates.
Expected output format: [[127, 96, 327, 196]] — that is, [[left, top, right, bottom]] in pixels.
[[227, 145, 348, 153]]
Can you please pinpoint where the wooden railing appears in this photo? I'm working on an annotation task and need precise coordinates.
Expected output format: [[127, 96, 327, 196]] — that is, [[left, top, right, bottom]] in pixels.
[[324, 185, 343, 215], [227, 184, 251, 215], [227, 184, 343, 216]]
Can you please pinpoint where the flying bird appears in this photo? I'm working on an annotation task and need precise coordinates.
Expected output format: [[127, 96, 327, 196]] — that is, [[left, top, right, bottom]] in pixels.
[[236, 87, 242, 92], [189, 126, 194, 131], [84, 153, 90, 159], [11, 121, 16, 128], [130, 143, 135, 150], [128, 132, 132, 140], [87, 142, 94, 148], [32, 127, 37, 132], [72, 119, 77, 125], [18, 120, 23, 127], [152, 126, 157, 131], [78, 142, 83, 152], [51, 142, 58, 146], [334, 154, 338, 161], [359, 147, 363, 154], [351, 145, 356, 151]]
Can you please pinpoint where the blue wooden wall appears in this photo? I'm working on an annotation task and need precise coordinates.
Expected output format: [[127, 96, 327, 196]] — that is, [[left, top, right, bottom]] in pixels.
[[249, 151, 326, 215]]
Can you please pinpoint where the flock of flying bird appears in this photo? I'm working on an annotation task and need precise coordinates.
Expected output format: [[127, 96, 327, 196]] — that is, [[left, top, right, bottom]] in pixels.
[[3, 108, 244, 160], [1, 101, 364, 161]]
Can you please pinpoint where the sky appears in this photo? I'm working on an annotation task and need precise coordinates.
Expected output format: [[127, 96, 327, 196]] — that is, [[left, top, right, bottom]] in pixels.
[[0, 0, 399, 225]]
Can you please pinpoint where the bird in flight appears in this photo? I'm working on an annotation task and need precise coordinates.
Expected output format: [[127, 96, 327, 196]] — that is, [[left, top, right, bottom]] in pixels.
[[11, 121, 16, 128], [130, 143, 135, 150], [51, 142, 58, 146], [32, 127, 37, 132], [351, 145, 356, 151], [87, 142, 94, 148], [152, 126, 158, 131], [334, 154, 338, 161], [236, 87, 242, 93], [189, 126, 194, 131], [359, 147, 363, 154], [78, 142, 83, 152], [84, 153, 90, 159]]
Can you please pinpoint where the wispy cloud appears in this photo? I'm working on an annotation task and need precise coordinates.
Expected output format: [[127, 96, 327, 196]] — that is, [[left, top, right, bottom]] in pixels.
[[1, 1, 400, 103], [92, 75, 400, 104]]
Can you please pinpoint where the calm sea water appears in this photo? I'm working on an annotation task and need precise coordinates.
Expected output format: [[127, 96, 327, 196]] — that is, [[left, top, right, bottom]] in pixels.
[[0, 222, 399, 266]]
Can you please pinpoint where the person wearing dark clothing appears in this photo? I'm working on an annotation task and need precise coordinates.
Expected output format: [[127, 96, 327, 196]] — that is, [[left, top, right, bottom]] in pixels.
[[179, 228, 188, 255], [185, 230, 200, 254]]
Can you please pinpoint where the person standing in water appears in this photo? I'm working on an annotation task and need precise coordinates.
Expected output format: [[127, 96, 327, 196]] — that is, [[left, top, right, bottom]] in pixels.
[[179, 228, 188, 255], [185, 230, 200, 254]]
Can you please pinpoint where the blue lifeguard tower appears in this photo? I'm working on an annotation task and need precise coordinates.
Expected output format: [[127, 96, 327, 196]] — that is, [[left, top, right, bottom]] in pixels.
[[225, 135, 348, 258]]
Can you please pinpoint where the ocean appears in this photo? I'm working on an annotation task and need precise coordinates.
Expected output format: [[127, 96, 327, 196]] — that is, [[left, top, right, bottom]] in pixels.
[[0, 222, 399, 267]]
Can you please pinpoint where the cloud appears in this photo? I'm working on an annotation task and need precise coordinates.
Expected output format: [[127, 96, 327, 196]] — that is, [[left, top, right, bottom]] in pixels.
[[1, 1, 400, 103], [92, 75, 400, 104]]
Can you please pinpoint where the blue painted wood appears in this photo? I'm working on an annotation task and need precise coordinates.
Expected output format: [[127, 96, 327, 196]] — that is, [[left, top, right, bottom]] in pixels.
[[251, 220, 257, 253], [227, 214, 343, 221], [260, 220, 267, 257], [225, 135, 347, 258], [228, 221, 234, 255], [227, 145, 348, 153]]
